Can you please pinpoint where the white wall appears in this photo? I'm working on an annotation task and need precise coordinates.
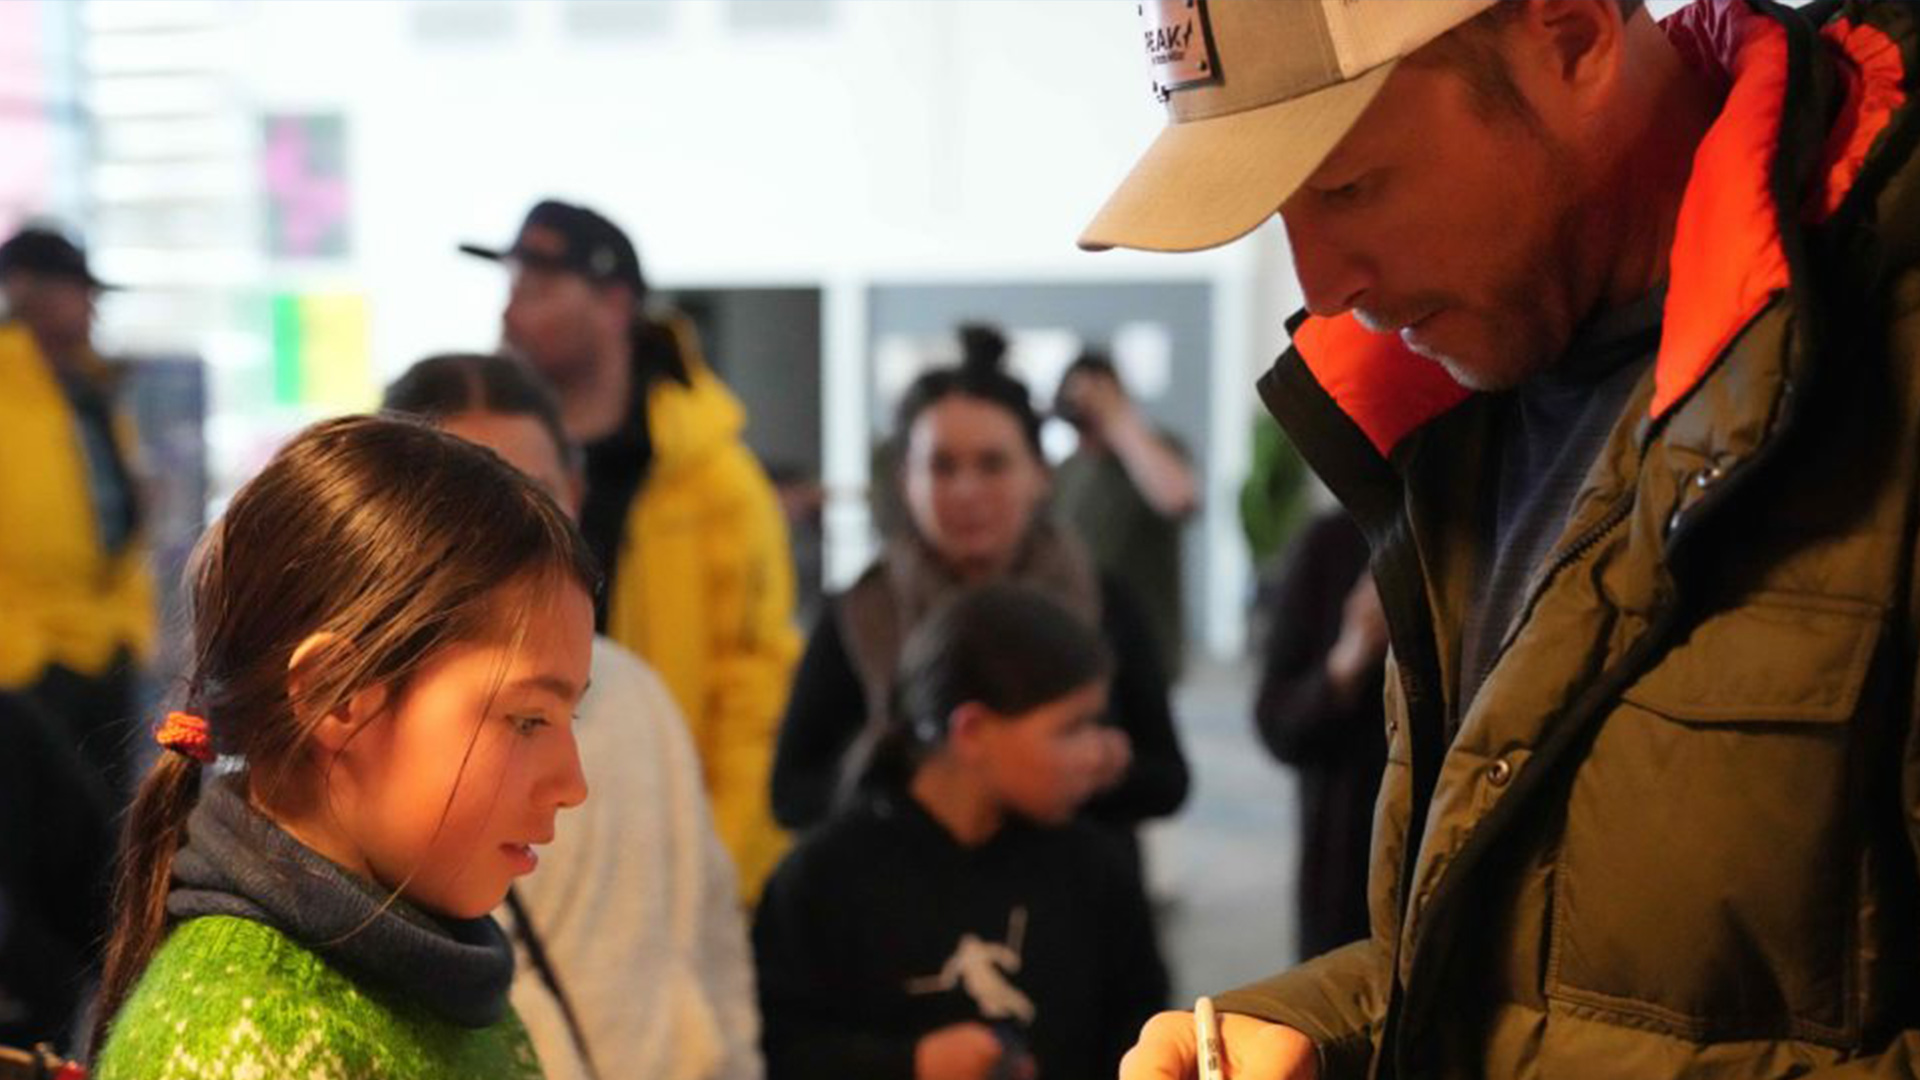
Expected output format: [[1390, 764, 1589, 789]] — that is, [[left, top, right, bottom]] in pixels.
[[226, 0, 1254, 357], [102, 0, 1277, 657]]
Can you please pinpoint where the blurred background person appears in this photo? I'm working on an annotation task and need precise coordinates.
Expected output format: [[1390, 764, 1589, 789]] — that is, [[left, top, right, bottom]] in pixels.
[[384, 352, 762, 1080], [462, 200, 799, 904], [772, 324, 1188, 878], [1051, 347, 1197, 681], [0, 225, 154, 808], [866, 435, 911, 545], [1251, 509, 1386, 962], [756, 583, 1167, 1080], [0, 690, 115, 1057]]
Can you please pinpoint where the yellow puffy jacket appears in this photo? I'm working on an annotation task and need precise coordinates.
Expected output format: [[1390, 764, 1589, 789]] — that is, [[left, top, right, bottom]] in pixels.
[[603, 318, 800, 904], [0, 320, 154, 688]]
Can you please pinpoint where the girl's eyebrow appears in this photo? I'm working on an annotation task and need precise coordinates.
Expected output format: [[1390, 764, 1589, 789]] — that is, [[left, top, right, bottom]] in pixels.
[[507, 674, 588, 700]]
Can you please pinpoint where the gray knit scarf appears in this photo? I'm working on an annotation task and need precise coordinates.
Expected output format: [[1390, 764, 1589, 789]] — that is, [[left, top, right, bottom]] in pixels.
[[167, 773, 514, 1029]]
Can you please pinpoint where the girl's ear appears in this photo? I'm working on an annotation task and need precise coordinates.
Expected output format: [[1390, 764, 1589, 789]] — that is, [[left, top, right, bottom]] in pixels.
[[945, 701, 999, 763], [288, 632, 386, 756]]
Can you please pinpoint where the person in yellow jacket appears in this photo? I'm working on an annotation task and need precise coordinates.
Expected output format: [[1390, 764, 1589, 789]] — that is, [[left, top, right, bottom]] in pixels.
[[463, 201, 799, 903], [0, 225, 154, 804]]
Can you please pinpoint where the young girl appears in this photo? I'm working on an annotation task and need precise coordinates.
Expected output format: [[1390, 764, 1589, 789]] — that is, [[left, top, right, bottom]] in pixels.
[[383, 352, 763, 1080], [89, 415, 598, 1079], [754, 583, 1167, 1080]]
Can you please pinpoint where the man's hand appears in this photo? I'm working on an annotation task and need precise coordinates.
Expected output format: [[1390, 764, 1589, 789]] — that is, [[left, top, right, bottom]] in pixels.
[[1063, 368, 1200, 519], [915, 1022, 1005, 1080], [1065, 370, 1133, 435], [1325, 576, 1388, 706], [1120, 1010, 1319, 1080], [1091, 727, 1135, 792]]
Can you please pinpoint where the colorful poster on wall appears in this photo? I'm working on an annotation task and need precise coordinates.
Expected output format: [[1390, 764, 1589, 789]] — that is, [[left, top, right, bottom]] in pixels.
[[272, 292, 374, 409], [0, 1, 55, 231], [262, 113, 351, 259]]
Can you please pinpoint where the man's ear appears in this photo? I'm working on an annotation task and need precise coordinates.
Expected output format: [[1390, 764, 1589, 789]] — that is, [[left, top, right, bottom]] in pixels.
[[288, 632, 385, 756], [1524, 0, 1624, 98], [594, 282, 636, 339]]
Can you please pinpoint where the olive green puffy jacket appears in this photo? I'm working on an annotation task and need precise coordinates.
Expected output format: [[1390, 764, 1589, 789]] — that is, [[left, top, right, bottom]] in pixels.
[[1218, 2, 1920, 1077]]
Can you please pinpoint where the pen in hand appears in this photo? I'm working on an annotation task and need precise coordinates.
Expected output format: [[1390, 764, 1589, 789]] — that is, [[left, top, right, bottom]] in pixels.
[[1194, 996, 1225, 1080]]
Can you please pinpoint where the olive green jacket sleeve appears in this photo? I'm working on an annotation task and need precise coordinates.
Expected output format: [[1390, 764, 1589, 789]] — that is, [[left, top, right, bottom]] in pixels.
[[1213, 939, 1388, 1080]]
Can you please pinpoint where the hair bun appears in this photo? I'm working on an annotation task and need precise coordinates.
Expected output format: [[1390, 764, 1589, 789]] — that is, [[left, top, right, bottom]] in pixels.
[[957, 323, 1009, 376]]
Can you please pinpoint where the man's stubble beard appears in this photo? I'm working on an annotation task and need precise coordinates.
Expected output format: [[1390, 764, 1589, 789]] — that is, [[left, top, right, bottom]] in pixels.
[[1426, 151, 1591, 394]]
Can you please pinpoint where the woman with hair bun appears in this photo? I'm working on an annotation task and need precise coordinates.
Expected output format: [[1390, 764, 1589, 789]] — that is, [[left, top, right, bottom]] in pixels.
[[771, 323, 1188, 870]]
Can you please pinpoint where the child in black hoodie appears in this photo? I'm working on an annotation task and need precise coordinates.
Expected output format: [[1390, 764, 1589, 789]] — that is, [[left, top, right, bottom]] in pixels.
[[755, 583, 1168, 1080]]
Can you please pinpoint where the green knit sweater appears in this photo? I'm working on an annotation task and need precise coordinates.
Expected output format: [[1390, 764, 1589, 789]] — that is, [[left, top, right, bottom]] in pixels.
[[94, 916, 544, 1080]]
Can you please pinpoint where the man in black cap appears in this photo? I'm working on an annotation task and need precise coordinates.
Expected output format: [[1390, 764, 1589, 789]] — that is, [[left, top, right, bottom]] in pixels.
[[0, 225, 153, 805], [461, 200, 659, 443], [0, 227, 109, 372], [462, 200, 800, 904]]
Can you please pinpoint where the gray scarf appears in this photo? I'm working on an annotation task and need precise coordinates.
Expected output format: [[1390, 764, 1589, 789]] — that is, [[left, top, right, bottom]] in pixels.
[[168, 773, 515, 1029]]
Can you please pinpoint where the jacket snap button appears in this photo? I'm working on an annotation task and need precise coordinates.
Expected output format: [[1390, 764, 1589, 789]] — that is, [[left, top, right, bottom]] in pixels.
[[1488, 758, 1514, 787]]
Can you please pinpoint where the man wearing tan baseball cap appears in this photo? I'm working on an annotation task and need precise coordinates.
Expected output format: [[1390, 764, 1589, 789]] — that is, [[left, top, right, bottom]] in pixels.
[[1091, 2, 1920, 1079]]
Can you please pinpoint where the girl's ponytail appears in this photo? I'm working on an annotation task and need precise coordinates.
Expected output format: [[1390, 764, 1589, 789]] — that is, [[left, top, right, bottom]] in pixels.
[[90, 749, 203, 1053]]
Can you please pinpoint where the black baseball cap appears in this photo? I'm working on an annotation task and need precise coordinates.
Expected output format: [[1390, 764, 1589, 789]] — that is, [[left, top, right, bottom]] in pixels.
[[459, 199, 647, 295], [0, 226, 117, 290]]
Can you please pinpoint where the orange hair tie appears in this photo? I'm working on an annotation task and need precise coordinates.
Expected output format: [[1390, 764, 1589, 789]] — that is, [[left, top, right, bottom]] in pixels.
[[155, 711, 216, 765]]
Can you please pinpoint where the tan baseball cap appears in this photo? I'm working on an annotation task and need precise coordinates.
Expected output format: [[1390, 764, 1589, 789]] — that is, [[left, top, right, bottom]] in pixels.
[[1080, 0, 1500, 254]]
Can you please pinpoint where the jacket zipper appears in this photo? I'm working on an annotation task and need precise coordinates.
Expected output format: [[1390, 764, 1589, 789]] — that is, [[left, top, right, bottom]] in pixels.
[[1476, 491, 1638, 692]]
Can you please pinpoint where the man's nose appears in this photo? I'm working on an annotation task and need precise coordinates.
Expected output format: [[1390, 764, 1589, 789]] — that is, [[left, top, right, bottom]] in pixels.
[[1284, 215, 1370, 318]]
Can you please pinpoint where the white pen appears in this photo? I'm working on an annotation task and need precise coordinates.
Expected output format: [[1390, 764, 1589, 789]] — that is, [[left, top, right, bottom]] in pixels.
[[1194, 995, 1225, 1080]]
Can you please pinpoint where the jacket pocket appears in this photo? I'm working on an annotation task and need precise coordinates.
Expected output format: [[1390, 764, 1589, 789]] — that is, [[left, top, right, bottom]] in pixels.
[[1546, 592, 1881, 1045]]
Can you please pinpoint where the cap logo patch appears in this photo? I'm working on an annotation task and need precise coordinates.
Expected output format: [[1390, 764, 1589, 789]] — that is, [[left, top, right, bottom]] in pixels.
[[1140, 0, 1218, 102]]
